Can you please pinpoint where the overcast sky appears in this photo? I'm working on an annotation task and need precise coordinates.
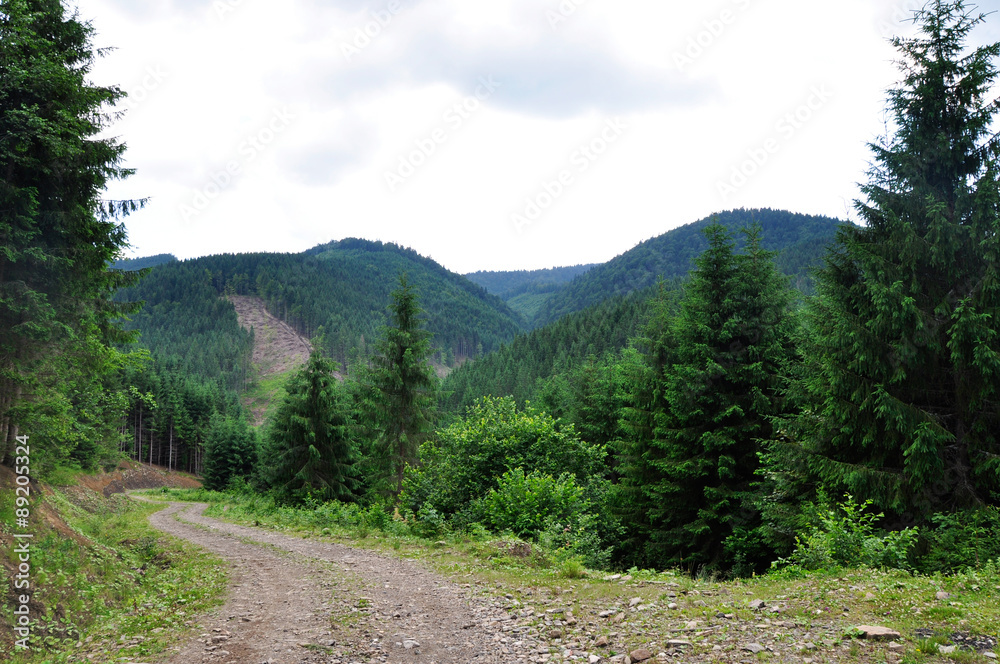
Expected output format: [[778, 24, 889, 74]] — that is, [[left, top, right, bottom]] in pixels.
[[76, 0, 1000, 273]]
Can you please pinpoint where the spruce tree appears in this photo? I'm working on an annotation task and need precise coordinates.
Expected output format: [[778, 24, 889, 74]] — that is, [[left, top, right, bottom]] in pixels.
[[203, 416, 258, 491], [799, 0, 1000, 519], [617, 224, 797, 574], [262, 349, 357, 502], [357, 274, 437, 500], [0, 0, 144, 467]]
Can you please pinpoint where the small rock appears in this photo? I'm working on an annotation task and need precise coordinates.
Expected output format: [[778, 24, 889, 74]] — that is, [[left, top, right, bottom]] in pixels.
[[857, 625, 902, 641], [599, 610, 615, 618], [667, 602, 679, 610], [595, 636, 610, 648], [984, 652, 997, 660], [887, 642, 905, 652], [864, 592, 877, 600], [936, 591, 951, 600], [549, 629, 563, 640], [667, 640, 692, 648], [402, 639, 420, 650], [629, 597, 643, 607], [743, 643, 766, 653], [749, 599, 766, 610], [589, 656, 601, 664], [939, 645, 956, 654], [629, 648, 653, 662]]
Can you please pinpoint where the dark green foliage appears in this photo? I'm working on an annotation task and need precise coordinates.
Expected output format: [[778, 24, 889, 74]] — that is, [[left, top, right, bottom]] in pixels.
[[261, 350, 357, 503], [355, 275, 437, 499], [535, 208, 842, 326], [403, 396, 605, 520], [0, 0, 144, 470], [202, 416, 258, 491], [791, 1, 1000, 521], [114, 261, 254, 392], [465, 264, 597, 324], [113, 254, 178, 271], [615, 224, 798, 575], [442, 288, 658, 416], [465, 264, 597, 299], [914, 508, 1000, 573]]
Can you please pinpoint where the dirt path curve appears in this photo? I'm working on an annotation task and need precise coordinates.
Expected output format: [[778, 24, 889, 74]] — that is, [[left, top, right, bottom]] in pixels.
[[145, 502, 525, 664]]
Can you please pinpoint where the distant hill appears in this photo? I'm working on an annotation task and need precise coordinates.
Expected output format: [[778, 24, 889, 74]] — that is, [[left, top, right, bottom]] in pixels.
[[533, 208, 846, 327], [464, 264, 597, 324], [116, 239, 526, 379], [442, 286, 662, 415], [113, 253, 178, 271]]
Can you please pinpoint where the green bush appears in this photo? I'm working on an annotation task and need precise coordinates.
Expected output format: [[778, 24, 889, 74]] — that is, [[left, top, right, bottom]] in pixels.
[[478, 468, 587, 540], [914, 507, 1000, 573], [402, 396, 605, 517], [774, 494, 919, 572]]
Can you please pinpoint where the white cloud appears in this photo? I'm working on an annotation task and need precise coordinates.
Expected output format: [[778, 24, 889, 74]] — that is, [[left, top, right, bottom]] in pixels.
[[74, 0, 1000, 273]]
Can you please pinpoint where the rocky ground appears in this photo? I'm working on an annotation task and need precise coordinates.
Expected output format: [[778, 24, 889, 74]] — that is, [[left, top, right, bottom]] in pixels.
[[141, 501, 1000, 664]]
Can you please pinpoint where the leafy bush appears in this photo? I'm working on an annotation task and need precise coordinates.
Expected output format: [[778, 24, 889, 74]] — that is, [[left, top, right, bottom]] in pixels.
[[477, 468, 587, 540], [914, 507, 1000, 573], [774, 494, 919, 572], [402, 396, 605, 517]]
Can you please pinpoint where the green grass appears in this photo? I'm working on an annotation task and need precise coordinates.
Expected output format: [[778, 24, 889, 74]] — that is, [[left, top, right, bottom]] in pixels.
[[242, 367, 297, 424], [1, 487, 227, 663]]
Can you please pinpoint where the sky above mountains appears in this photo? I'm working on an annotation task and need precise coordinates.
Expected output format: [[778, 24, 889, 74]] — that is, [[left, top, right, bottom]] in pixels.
[[78, 0, 1000, 273]]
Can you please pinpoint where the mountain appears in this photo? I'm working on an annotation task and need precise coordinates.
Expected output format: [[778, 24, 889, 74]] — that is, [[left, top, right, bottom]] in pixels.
[[113, 253, 178, 271], [441, 286, 661, 415], [464, 264, 597, 323], [533, 208, 846, 327], [116, 239, 526, 378]]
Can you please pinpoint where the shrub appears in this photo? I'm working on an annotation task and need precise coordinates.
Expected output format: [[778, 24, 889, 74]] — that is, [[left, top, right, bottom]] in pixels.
[[914, 507, 1000, 573], [478, 468, 587, 540], [774, 494, 919, 572]]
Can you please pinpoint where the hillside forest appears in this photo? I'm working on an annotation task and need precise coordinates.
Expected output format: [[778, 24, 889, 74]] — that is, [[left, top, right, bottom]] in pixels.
[[1, 0, 999, 589]]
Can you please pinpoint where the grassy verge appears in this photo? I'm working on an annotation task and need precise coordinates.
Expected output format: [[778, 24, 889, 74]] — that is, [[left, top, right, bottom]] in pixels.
[[149, 486, 1000, 663], [1, 478, 227, 662]]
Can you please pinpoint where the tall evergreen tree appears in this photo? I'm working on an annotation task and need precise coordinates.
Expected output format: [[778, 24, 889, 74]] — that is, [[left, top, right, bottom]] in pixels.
[[0, 0, 143, 468], [797, 0, 1000, 519], [202, 415, 258, 491], [616, 224, 797, 574], [262, 350, 357, 502], [357, 274, 437, 500]]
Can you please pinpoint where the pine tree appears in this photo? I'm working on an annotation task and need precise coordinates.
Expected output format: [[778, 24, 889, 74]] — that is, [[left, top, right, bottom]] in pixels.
[[0, 0, 144, 467], [798, 0, 1000, 519], [202, 416, 258, 491], [262, 350, 357, 502], [616, 224, 797, 574], [357, 274, 437, 500]]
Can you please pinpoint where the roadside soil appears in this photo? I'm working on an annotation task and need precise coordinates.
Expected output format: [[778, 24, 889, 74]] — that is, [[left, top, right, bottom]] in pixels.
[[144, 502, 525, 664]]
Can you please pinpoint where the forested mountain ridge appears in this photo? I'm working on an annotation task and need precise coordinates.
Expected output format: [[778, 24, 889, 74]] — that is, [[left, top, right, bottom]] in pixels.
[[464, 264, 598, 325], [116, 238, 526, 373], [533, 208, 846, 326]]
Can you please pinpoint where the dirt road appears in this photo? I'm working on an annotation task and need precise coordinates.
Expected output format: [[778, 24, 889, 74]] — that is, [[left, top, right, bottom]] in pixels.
[[146, 502, 530, 664]]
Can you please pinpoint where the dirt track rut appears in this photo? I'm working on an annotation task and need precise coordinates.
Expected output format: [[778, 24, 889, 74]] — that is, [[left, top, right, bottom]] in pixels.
[[146, 502, 520, 664]]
